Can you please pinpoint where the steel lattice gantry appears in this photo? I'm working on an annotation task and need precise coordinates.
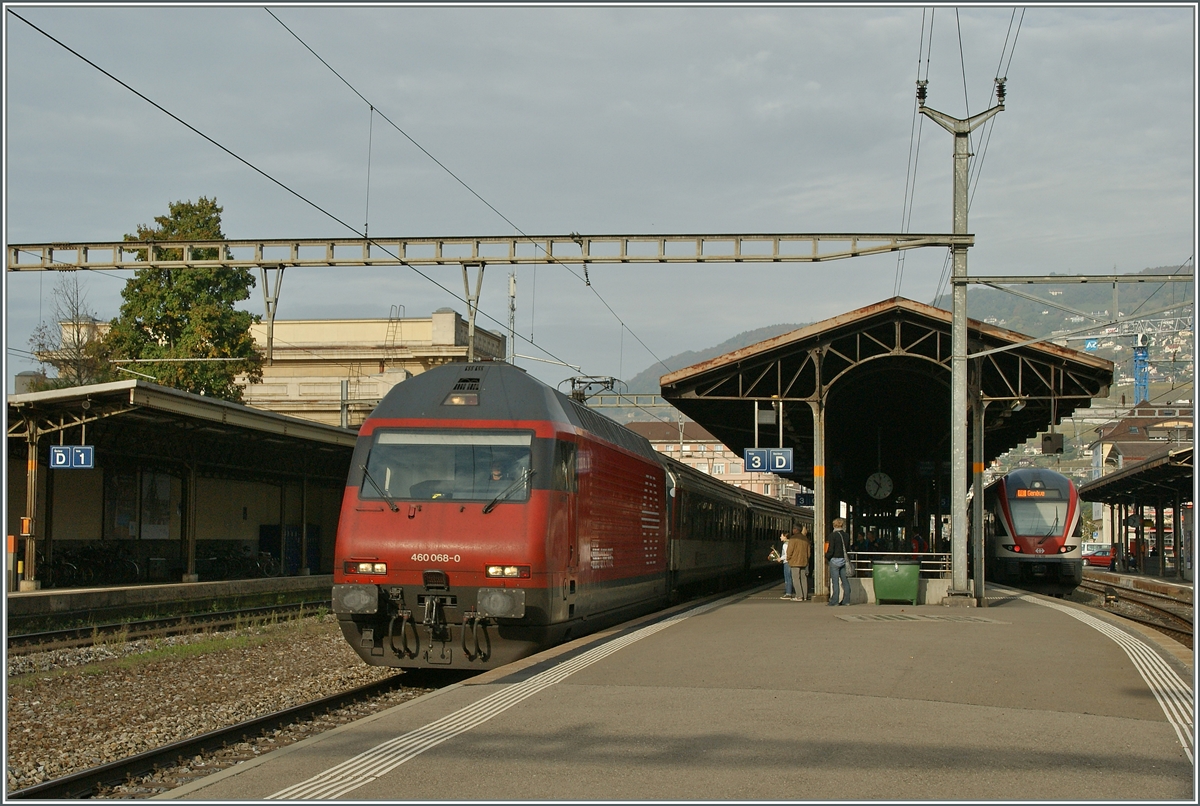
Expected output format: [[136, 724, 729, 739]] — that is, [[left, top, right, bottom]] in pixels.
[[659, 297, 1114, 599], [7, 233, 972, 270], [5, 231, 976, 367]]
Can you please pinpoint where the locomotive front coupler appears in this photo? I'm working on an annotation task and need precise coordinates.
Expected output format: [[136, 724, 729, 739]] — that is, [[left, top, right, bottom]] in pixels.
[[420, 593, 453, 643]]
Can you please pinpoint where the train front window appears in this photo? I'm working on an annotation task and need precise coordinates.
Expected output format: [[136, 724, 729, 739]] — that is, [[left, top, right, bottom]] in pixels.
[[1008, 499, 1068, 536], [363, 431, 533, 502]]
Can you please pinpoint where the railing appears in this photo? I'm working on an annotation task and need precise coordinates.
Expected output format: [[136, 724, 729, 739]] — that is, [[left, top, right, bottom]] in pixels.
[[847, 551, 951, 579]]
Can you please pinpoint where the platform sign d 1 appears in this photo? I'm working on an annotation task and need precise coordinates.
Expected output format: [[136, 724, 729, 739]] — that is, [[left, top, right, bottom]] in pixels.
[[744, 448, 768, 472], [50, 445, 94, 469]]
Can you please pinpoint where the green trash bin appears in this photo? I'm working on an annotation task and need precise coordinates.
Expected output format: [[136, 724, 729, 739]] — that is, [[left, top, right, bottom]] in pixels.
[[872, 559, 920, 605]]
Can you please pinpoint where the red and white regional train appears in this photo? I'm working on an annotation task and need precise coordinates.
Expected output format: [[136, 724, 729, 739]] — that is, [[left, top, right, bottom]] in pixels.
[[981, 467, 1084, 596], [332, 361, 811, 670]]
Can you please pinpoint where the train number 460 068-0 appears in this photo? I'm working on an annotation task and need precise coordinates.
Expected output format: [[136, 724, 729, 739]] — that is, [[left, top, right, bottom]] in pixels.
[[411, 553, 461, 563]]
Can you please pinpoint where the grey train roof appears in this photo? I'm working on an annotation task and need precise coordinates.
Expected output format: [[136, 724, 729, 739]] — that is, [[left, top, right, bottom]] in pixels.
[[366, 362, 660, 464]]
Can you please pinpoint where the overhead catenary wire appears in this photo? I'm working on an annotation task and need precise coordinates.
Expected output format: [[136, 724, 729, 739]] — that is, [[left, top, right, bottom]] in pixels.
[[929, 7, 1024, 306], [5, 9, 590, 387], [968, 7, 1024, 210], [9, 8, 679, 426], [264, 7, 675, 384], [1125, 256, 1195, 319], [895, 7, 935, 297], [364, 105, 374, 240]]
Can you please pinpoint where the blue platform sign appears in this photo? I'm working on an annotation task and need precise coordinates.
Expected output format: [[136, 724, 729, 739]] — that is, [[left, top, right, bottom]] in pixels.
[[744, 449, 768, 472], [769, 448, 794, 473], [795, 493, 814, 507], [745, 448, 793, 473], [1084, 339, 1099, 351], [50, 446, 94, 469]]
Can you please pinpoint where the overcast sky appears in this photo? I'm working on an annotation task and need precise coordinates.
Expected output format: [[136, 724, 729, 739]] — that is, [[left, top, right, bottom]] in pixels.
[[4, 3, 1196, 394]]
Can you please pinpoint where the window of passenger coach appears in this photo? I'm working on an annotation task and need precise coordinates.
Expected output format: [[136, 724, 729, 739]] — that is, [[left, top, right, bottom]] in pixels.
[[361, 431, 534, 502]]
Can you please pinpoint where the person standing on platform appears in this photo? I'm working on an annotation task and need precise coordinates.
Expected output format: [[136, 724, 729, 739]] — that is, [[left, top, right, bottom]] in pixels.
[[786, 526, 812, 601], [777, 532, 795, 599], [825, 517, 851, 606]]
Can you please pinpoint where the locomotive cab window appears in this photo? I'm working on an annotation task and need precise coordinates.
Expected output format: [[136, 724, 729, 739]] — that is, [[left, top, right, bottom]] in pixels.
[[1008, 485, 1068, 535], [362, 431, 533, 502]]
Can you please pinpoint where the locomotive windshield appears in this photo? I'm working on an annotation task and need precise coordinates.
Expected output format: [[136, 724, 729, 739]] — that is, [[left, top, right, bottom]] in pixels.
[[1006, 476, 1069, 537], [1007, 498, 1068, 536], [362, 430, 533, 502]]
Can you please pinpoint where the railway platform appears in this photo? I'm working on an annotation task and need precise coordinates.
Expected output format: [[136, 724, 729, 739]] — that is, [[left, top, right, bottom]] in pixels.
[[1084, 566, 1194, 602], [5, 575, 333, 633], [165, 582, 1194, 801]]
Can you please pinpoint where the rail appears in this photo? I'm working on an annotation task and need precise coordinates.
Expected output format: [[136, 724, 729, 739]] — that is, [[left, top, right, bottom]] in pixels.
[[5, 674, 416, 799], [7, 600, 333, 654]]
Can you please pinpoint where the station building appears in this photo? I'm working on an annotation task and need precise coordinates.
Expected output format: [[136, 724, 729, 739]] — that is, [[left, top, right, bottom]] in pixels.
[[29, 307, 506, 429], [243, 308, 506, 427]]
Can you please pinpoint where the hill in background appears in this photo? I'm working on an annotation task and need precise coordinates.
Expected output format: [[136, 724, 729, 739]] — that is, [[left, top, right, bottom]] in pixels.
[[608, 266, 1191, 422], [932, 264, 1192, 397]]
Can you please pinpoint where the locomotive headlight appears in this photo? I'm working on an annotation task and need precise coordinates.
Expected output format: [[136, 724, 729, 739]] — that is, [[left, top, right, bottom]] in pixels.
[[346, 561, 387, 574], [1058, 546, 1074, 554], [1002, 544, 1021, 553], [486, 565, 531, 578]]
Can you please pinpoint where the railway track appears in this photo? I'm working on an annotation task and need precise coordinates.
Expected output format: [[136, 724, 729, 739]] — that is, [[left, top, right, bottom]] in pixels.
[[6, 600, 332, 655], [1077, 579, 1193, 649], [7, 669, 468, 799]]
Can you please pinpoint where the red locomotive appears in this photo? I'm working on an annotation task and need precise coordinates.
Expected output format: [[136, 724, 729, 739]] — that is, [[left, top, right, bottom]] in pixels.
[[982, 467, 1084, 596], [332, 361, 810, 670]]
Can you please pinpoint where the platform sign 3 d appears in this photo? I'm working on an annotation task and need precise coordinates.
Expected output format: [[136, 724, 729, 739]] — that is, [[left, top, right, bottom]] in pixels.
[[50, 446, 94, 469], [744, 448, 793, 474]]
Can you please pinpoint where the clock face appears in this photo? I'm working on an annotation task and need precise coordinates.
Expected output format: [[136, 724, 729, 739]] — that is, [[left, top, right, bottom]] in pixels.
[[866, 471, 893, 500]]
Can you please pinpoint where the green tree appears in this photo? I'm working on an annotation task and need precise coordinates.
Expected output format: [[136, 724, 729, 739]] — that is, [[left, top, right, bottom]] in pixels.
[[27, 274, 117, 389], [102, 197, 262, 401]]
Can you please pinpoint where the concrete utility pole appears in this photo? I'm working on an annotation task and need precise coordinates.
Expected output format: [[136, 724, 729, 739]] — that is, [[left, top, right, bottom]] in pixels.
[[918, 78, 1004, 600]]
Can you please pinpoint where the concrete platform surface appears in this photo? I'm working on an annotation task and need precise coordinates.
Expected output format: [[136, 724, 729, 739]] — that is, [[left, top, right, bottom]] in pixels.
[[165, 583, 1194, 802]]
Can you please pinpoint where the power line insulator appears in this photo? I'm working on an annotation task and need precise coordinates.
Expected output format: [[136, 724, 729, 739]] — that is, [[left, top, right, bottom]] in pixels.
[[995, 77, 1007, 106], [916, 80, 928, 106]]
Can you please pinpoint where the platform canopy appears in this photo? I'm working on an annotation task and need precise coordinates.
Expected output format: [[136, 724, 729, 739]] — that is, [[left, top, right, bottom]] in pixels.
[[659, 297, 1114, 514], [1078, 446, 1193, 505], [7, 379, 356, 483]]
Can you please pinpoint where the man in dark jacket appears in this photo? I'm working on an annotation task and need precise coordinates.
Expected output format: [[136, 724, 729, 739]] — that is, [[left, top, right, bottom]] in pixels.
[[824, 517, 851, 606]]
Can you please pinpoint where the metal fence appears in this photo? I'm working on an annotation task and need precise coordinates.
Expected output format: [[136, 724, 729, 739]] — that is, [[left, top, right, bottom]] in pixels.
[[847, 551, 951, 579]]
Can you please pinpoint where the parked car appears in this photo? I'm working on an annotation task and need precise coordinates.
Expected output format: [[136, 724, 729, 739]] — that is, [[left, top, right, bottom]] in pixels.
[[1082, 546, 1116, 570]]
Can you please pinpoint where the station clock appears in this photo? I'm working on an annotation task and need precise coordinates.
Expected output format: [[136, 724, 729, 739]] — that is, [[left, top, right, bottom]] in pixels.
[[865, 471, 893, 500]]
